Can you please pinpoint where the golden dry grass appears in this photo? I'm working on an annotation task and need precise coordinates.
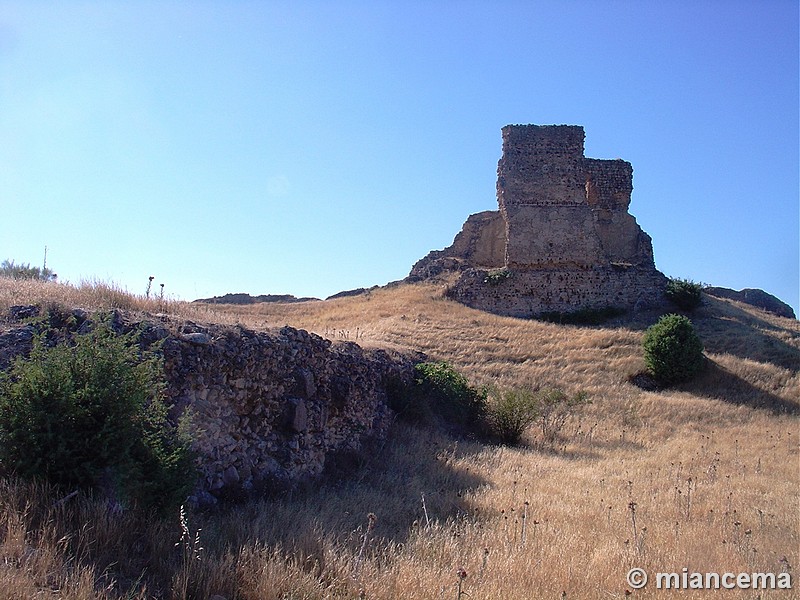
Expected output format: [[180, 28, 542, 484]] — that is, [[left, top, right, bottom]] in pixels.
[[0, 276, 798, 598]]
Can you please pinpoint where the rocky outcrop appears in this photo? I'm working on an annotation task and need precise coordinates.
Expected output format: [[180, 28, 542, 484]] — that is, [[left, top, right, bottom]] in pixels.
[[410, 125, 668, 316], [705, 287, 796, 319], [326, 287, 376, 300], [0, 305, 419, 503], [193, 293, 320, 304]]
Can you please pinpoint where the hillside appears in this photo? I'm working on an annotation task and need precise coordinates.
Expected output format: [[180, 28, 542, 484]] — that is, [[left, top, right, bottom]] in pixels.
[[0, 276, 797, 599]]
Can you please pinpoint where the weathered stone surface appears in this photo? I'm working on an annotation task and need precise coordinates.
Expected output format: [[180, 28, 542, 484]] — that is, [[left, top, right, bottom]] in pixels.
[[408, 210, 505, 281], [182, 332, 211, 345], [9, 305, 40, 320], [287, 398, 308, 433], [222, 465, 240, 486], [705, 287, 796, 319], [410, 124, 669, 315], [446, 265, 668, 318], [0, 306, 419, 502], [0, 325, 34, 370]]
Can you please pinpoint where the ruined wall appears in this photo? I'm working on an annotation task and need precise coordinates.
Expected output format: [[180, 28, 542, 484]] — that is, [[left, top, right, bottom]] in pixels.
[[0, 306, 417, 504], [408, 210, 505, 281], [447, 266, 667, 318], [498, 126, 601, 269], [584, 158, 655, 265], [409, 124, 668, 316], [497, 124, 656, 270]]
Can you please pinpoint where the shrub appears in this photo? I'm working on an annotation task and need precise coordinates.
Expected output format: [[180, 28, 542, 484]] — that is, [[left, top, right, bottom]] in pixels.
[[484, 268, 512, 286], [0, 318, 195, 513], [642, 314, 705, 385], [485, 387, 540, 445], [537, 389, 590, 444], [389, 362, 486, 429], [486, 387, 590, 446], [0, 258, 56, 281], [665, 278, 703, 311]]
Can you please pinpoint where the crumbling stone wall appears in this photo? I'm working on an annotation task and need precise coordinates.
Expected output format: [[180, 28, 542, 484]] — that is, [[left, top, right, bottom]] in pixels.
[[408, 210, 505, 281], [446, 265, 667, 318], [497, 125, 656, 271], [161, 321, 416, 503], [0, 306, 417, 504], [410, 124, 668, 316]]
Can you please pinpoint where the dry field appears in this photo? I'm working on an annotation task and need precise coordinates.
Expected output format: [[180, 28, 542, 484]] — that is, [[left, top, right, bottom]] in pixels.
[[0, 277, 798, 599]]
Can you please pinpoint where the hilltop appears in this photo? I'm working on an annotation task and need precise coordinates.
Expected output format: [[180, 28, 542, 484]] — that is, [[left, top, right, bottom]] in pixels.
[[0, 275, 797, 599]]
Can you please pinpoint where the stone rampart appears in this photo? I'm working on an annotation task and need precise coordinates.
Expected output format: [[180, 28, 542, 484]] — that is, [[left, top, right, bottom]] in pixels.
[[446, 266, 667, 318], [0, 306, 418, 504]]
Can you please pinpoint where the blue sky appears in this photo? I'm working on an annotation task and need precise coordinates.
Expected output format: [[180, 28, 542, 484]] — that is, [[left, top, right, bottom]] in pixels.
[[2, 1, 798, 313]]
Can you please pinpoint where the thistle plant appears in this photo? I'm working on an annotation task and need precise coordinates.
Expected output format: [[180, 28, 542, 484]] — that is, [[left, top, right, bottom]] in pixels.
[[455, 567, 468, 599], [628, 501, 638, 544], [145, 276, 154, 299], [352, 513, 377, 585]]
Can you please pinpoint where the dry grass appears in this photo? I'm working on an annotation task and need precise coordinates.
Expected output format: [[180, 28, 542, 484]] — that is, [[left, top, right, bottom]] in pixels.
[[1, 276, 798, 598]]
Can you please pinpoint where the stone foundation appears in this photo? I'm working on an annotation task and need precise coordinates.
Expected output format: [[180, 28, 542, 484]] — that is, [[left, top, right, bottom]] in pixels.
[[447, 266, 668, 318]]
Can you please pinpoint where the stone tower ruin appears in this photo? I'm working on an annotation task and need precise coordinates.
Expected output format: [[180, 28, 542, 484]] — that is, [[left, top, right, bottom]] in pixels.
[[409, 124, 668, 317]]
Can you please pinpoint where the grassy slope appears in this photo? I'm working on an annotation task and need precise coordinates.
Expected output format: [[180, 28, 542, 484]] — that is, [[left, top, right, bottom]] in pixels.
[[0, 277, 798, 599]]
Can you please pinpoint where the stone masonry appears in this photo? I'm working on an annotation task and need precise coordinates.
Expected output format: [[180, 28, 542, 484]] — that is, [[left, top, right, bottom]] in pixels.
[[0, 305, 418, 504], [410, 124, 668, 317]]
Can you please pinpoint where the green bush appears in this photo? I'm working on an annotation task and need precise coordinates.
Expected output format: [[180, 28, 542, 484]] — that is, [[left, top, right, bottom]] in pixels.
[[485, 387, 540, 445], [0, 319, 195, 513], [486, 387, 590, 445], [643, 314, 705, 385], [484, 268, 512, 286], [665, 278, 703, 311], [389, 361, 486, 429], [0, 258, 56, 281]]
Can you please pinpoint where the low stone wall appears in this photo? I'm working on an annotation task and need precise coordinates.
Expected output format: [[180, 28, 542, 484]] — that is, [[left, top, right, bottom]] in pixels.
[[0, 306, 419, 503], [447, 266, 668, 317]]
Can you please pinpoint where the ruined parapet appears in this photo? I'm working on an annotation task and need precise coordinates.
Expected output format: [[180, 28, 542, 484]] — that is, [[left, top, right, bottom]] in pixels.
[[408, 210, 505, 281], [410, 124, 668, 316], [0, 306, 418, 504], [446, 266, 668, 318], [585, 158, 656, 265]]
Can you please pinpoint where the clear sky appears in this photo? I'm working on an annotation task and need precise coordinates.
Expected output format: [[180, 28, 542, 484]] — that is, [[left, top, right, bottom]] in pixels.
[[2, 1, 798, 313]]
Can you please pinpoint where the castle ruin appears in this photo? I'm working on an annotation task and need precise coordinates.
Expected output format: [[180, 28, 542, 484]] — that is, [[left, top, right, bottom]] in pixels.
[[409, 124, 668, 317]]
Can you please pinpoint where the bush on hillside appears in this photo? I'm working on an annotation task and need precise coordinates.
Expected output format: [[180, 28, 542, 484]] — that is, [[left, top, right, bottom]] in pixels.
[[536, 389, 590, 444], [642, 314, 705, 385], [485, 387, 541, 445], [0, 317, 195, 513], [665, 278, 703, 311], [1, 258, 56, 281], [389, 361, 487, 429], [486, 387, 591, 446]]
